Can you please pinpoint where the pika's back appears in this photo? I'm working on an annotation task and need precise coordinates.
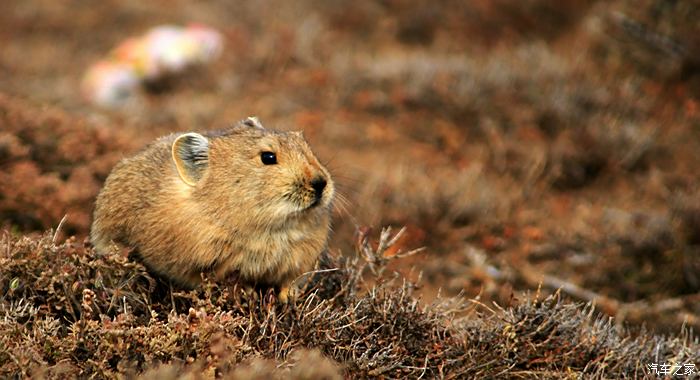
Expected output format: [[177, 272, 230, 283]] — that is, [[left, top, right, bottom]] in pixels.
[[91, 117, 334, 299]]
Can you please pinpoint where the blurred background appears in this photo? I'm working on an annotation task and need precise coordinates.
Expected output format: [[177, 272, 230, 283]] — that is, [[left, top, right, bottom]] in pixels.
[[1, 0, 699, 334]]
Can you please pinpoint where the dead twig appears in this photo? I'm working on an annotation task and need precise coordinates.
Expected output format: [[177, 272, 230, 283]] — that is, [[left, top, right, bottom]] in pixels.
[[464, 244, 700, 330]]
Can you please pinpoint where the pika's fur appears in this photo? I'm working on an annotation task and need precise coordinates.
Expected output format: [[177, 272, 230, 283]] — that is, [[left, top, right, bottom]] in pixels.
[[91, 117, 334, 302]]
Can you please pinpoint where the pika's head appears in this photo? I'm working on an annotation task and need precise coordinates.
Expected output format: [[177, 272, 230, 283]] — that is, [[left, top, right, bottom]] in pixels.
[[171, 117, 334, 226]]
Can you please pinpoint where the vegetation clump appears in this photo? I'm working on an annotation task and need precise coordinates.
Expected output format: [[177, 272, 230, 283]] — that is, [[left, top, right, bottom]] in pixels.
[[1, 229, 697, 378]]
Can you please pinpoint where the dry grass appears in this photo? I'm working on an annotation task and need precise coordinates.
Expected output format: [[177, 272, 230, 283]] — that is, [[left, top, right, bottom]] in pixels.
[[0, 94, 142, 235], [1, 229, 698, 378]]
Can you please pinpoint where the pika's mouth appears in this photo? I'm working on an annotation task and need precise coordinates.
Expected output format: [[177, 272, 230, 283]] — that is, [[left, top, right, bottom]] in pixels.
[[298, 192, 327, 213], [308, 196, 322, 209]]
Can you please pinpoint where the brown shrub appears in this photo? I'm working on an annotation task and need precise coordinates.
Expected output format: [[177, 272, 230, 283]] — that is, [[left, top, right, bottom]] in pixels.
[[597, 0, 700, 84], [0, 94, 141, 235], [1, 229, 698, 378]]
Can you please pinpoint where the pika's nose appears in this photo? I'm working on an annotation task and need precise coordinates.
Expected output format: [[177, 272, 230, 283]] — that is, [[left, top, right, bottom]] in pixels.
[[311, 177, 327, 199]]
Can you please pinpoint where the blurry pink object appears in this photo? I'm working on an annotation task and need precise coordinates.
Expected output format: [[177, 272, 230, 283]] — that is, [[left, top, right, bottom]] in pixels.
[[145, 24, 224, 78], [111, 37, 154, 78], [81, 61, 140, 108], [82, 24, 223, 107]]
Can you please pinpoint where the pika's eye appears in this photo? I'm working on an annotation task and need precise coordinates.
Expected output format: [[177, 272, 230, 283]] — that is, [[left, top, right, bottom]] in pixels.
[[260, 151, 277, 165]]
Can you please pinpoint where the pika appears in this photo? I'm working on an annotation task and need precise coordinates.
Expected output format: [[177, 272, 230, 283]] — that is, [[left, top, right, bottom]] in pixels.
[[91, 117, 334, 302]]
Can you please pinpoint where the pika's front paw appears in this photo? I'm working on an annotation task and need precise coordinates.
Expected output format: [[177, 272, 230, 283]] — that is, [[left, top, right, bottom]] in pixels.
[[243, 285, 257, 300], [277, 285, 296, 304]]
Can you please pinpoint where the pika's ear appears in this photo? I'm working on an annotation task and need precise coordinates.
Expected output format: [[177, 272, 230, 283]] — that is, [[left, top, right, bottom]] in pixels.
[[240, 116, 264, 129], [171, 133, 209, 186]]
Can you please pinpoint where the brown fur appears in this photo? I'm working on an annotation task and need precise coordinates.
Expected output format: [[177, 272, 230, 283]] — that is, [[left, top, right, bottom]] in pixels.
[[91, 118, 334, 301]]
